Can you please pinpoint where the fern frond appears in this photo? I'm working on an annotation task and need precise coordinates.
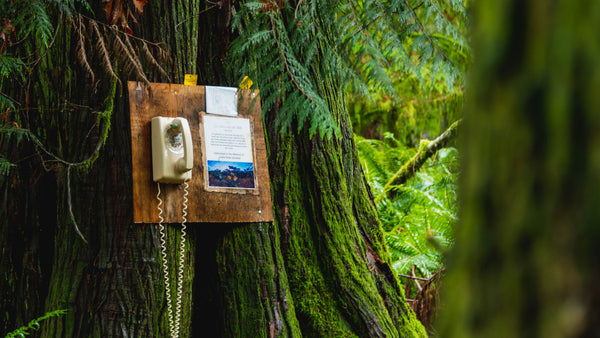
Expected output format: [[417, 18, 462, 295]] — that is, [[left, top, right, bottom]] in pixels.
[[0, 154, 13, 176], [0, 57, 26, 82], [4, 309, 67, 338], [89, 19, 121, 88], [358, 130, 458, 278], [230, 0, 468, 139], [16, 0, 53, 48], [141, 42, 171, 82], [74, 15, 95, 84], [111, 28, 150, 87], [123, 35, 145, 76]]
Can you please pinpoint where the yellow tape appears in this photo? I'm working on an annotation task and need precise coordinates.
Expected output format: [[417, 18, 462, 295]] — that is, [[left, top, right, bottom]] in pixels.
[[239, 76, 253, 89], [184, 74, 198, 86]]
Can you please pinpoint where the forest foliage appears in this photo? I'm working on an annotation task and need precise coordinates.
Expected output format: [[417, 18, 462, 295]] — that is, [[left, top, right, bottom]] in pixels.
[[1, 0, 468, 334], [229, 0, 468, 138], [228, 2, 469, 326], [359, 136, 458, 278], [0, 0, 468, 179], [3, 309, 66, 338], [344, 0, 469, 328]]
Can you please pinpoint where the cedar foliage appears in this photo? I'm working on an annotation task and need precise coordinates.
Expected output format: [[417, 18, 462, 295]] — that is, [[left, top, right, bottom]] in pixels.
[[230, 0, 468, 139]]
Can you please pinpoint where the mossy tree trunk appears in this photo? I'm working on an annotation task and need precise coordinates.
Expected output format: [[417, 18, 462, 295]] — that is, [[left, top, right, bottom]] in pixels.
[[263, 99, 425, 337], [1, 1, 424, 337], [438, 1, 600, 337], [1, 2, 199, 336]]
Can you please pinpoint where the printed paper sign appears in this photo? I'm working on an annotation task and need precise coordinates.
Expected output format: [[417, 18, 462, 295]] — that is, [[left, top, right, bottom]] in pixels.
[[203, 115, 255, 189], [205, 86, 238, 116]]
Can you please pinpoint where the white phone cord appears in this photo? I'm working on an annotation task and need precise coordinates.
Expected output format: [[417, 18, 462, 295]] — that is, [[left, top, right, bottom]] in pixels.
[[157, 182, 188, 338], [175, 181, 188, 336]]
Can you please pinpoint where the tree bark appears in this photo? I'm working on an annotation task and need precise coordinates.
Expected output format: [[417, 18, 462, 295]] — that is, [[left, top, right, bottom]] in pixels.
[[265, 105, 425, 336], [438, 1, 600, 337], [1, 2, 425, 337], [0, 3, 199, 336]]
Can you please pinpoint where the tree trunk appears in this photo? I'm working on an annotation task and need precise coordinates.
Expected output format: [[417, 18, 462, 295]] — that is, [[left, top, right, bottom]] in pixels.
[[264, 102, 425, 337], [1, 3, 199, 336], [438, 1, 600, 337], [1, 2, 424, 337]]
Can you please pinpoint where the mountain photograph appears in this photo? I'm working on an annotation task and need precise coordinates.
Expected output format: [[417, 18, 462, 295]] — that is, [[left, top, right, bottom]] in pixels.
[[207, 161, 255, 189]]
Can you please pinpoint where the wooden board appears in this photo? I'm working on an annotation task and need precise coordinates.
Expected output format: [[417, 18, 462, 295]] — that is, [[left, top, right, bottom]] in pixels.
[[128, 81, 273, 223]]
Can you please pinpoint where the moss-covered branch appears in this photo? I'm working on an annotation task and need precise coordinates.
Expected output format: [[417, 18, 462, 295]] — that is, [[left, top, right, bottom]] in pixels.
[[384, 118, 462, 199]]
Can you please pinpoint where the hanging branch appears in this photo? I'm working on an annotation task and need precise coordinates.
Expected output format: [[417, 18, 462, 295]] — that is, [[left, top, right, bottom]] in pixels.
[[269, 13, 315, 104], [74, 14, 95, 84], [66, 166, 88, 243], [21, 79, 118, 243], [112, 27, 151, 88], [141, 41, 171, 82], [384, 118, 462, 199], [90, 19, 122, 89], [71, 13, 171, 91]]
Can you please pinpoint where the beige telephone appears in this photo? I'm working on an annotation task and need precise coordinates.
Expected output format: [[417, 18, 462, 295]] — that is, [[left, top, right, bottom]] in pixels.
[[151, 116, 193, 184], [151, 116, 192, 338]]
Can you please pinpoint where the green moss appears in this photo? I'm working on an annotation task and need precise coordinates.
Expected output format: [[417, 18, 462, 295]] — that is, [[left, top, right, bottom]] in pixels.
[[82, 78, 117, 169], [267, 120, 426, 337], [216, 222, 302, 337]]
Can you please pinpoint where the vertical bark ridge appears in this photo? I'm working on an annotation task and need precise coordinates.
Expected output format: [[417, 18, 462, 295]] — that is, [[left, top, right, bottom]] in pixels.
[[0, 144, 56, 334], [216, 223, 301, 337]]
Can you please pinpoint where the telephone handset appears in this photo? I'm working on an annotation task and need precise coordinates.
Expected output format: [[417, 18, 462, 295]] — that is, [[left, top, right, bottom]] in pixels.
[[151, 116, 193, 184], [151, 116, 192, 338]]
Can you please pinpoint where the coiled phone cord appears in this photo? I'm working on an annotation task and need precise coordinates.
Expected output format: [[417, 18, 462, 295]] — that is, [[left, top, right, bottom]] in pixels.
[[157, 182, 188, 338]]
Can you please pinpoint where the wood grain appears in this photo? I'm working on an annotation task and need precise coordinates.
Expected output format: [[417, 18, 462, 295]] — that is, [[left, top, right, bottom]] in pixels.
[[128, 81, 274, 223]]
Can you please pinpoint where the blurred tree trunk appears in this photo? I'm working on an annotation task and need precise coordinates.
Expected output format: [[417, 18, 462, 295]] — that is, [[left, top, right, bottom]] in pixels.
[[438, 1, 600, 337], [0, 1, 425, 337]]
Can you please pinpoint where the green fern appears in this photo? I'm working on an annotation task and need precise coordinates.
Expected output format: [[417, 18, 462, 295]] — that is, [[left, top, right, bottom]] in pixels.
[[0, 125, 34, 176], [3, 309, 67, 338], [230, 0, 468, 138], [0, 125, 32, 145], [0, 0, 89, 52], [0, 57, 25, 81], [356, 133, 413, 189], [358, 132, 459, 279], [0, 154, 13, 176]]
